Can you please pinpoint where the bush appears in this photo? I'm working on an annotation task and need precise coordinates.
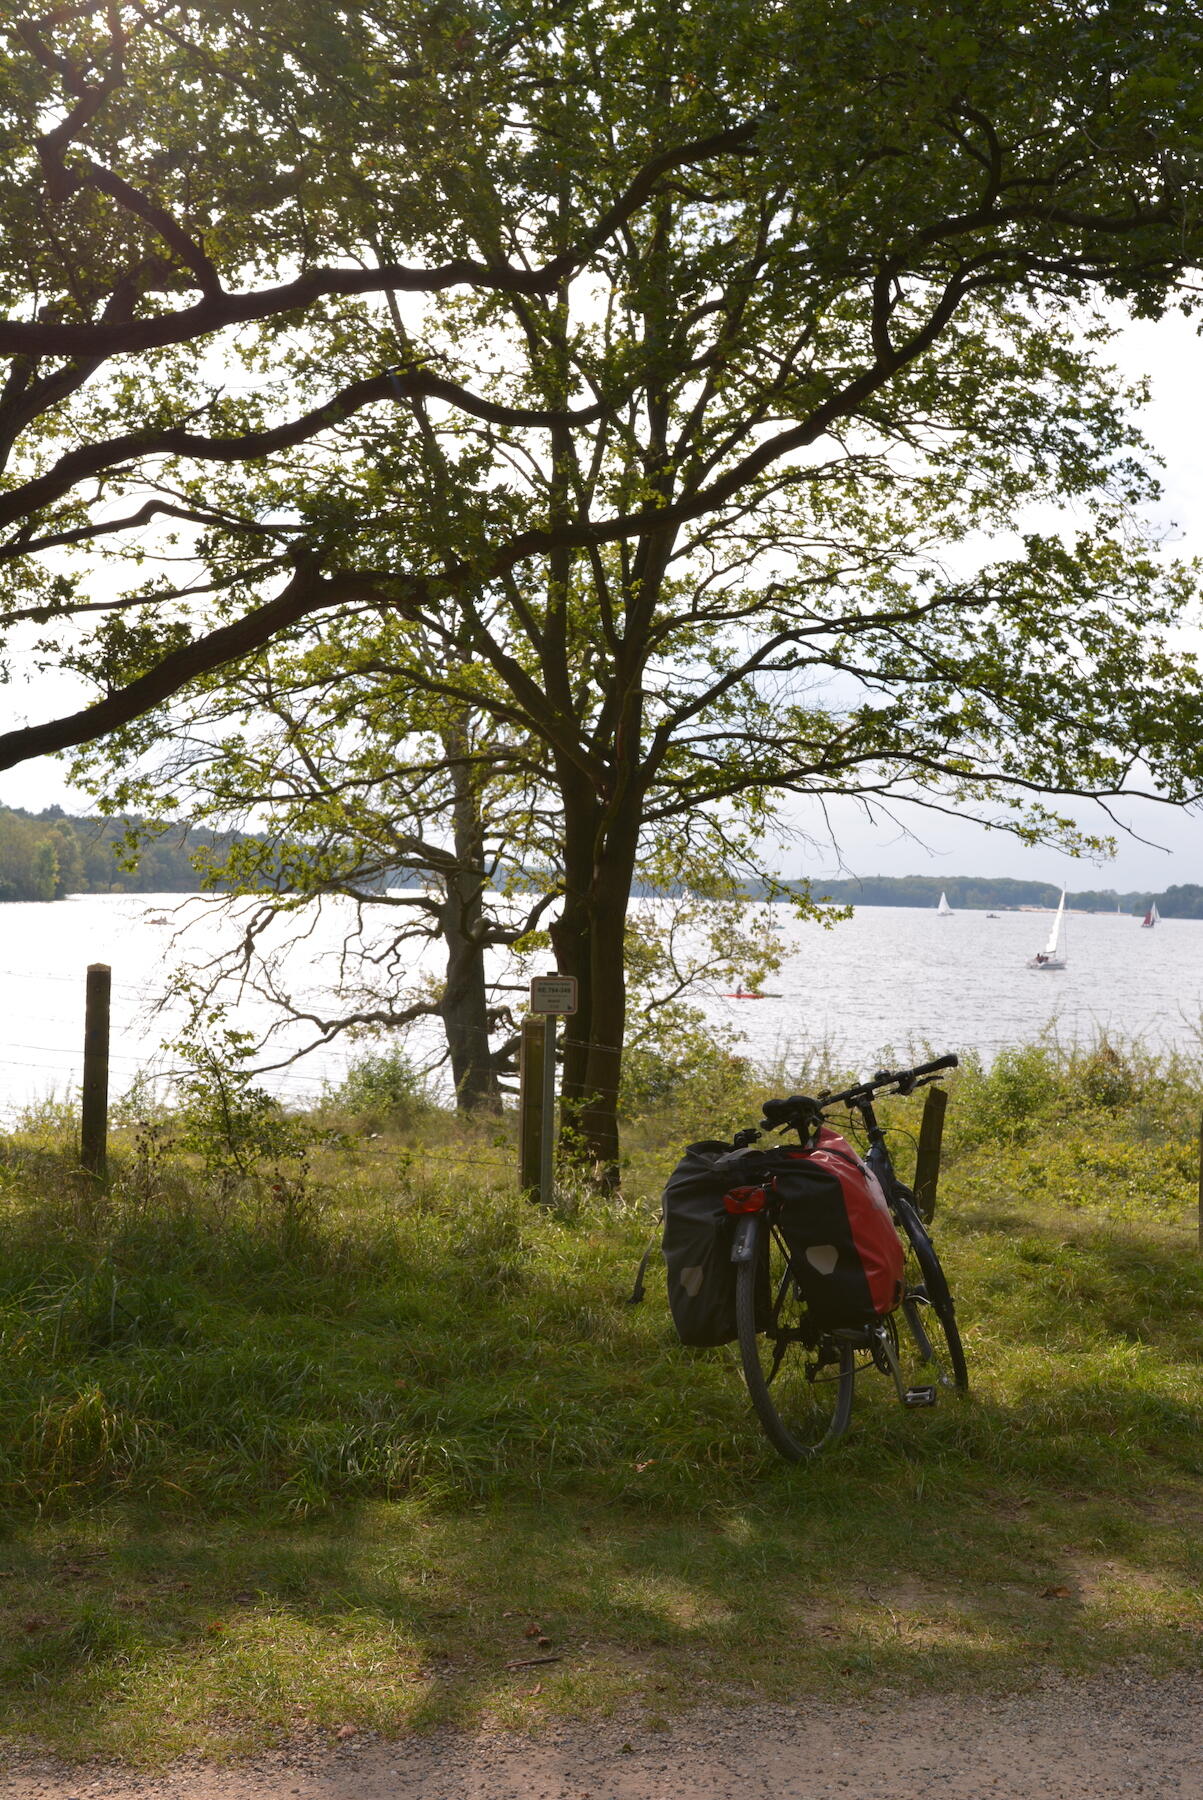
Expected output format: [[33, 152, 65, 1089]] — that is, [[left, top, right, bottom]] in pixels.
[[949, 1044, 1067, 1147], [1071, 1039, 1144, 1111], [325, 1048, 435, 1128]]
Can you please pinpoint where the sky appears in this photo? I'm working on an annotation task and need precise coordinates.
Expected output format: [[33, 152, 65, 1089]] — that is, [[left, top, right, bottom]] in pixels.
[[2, 310, 1202, 892], [779, 309, 1203, 892]]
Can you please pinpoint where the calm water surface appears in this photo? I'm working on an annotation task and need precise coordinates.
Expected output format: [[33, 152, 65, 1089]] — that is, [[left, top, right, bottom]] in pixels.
[[711, 903, 1203, 1071], [0, 894, 1198, 1114]]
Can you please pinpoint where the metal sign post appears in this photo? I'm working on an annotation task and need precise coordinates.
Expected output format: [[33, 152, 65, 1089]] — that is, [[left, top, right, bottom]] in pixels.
[[519, 973, 578, 1204]]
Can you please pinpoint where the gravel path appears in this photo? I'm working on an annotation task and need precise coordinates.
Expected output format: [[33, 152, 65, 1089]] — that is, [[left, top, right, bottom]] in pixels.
[[1, 1672, 1201, 1799]]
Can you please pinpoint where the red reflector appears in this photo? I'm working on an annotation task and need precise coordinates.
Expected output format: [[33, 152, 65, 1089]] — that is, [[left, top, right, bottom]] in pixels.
[[724, 1185, 767, 1214]]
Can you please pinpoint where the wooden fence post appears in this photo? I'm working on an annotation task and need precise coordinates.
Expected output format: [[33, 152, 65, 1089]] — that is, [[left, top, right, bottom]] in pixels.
[[80, 962, 111, 1182], [518, 1014, 558, 1205], [913, 1083, 948, 1223], [539, 1013, 556, 1204]]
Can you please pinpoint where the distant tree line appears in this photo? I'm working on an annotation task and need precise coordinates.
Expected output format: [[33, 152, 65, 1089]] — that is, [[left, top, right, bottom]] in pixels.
[[0, 807, 255, 900], [771, 875, 1197, 917], [2, 807, 1199, 922]]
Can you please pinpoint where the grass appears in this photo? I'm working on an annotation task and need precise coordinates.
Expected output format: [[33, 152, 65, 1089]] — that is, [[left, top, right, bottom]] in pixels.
[[0, 1036, 1199, 1761]]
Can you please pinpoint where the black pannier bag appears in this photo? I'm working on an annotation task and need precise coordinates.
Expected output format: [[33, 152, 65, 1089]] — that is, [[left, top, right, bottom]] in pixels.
[[660, 1128, 904, 1346], [660, 1141, 753, 1346]]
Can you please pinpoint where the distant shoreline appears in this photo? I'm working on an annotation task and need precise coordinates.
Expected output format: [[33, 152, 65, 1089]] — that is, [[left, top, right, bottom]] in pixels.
[[1, 803, 1196, 918], [752, 874, 1200, 917]]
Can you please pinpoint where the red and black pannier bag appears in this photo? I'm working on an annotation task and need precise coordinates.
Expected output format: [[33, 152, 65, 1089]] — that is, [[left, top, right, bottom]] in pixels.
[[765, 1126, 905, 1327], [660, 1128, 903, 1346]]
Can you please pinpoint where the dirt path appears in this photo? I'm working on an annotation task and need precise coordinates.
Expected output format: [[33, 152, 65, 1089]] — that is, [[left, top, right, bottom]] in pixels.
[[2, 1672, 1201, 1799]]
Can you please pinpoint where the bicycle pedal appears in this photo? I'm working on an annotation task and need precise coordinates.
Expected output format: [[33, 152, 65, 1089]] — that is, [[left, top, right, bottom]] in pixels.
[[903, 1385, 938, 1408]]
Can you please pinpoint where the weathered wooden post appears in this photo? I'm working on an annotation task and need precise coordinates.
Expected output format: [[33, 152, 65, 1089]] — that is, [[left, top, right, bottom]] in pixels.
[[80, 962, 111, 1181], [518, 1015, 546, 1198], [913, 1082, 948, 1222], [518, 973, 578, 1204], [539, 1013, 556, 1199]]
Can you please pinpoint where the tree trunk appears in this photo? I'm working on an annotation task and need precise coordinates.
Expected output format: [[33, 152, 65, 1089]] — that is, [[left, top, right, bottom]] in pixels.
[[551, 763, 599, 1120], [436, 722, 501, 1112], [577, 841, 637, 1179], [551, 779, 642, 1183], [438, 894, 499, 1111]]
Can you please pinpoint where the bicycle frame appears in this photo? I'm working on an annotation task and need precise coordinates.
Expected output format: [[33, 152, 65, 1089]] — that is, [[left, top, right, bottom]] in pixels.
[[730, 1053, 965, 1453], [853, 1094, 957, 1317]]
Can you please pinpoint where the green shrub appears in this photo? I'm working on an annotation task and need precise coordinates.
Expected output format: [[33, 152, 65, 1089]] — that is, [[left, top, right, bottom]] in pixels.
[[325, 1049, 435, 1127], [1069, 1039, 1144, 1111]]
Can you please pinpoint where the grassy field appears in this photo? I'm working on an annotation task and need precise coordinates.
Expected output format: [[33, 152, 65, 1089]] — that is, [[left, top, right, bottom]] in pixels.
[[0, 1039, 1199, 1761]]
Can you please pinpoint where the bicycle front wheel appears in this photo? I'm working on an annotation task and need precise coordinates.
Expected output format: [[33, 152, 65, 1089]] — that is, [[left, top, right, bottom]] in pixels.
[[892, 1195, 968, 1395], [734, 1211, 855, 1461]]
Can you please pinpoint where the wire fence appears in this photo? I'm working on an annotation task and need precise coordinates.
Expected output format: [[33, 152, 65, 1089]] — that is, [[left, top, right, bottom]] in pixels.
[[0, 1046, 337, 1089], [2, 975, 1201, 1246], [0, 962, 520, 1185]]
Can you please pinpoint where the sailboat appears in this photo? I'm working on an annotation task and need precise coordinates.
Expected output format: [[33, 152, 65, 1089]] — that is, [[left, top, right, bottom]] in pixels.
[[1028, 889, 1067, 970], [1141, 901, 1160, 929], [936, 891, 953, 916]]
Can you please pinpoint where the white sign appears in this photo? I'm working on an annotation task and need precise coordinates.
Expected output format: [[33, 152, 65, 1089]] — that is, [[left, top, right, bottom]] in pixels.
[[530, 974, 578, 1015]]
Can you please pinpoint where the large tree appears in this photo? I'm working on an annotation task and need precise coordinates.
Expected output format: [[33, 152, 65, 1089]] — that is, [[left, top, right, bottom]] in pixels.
[[5, 0, 1203, 1170], [0, 0, 758, 758]]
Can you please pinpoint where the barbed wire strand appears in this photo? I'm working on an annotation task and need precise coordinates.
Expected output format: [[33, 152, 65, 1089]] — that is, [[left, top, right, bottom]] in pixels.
[[0, 1046, 337, 1081]]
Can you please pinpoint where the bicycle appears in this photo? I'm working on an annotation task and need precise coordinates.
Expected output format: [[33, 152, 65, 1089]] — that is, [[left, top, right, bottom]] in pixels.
[[728, 1053, 967, 1462]]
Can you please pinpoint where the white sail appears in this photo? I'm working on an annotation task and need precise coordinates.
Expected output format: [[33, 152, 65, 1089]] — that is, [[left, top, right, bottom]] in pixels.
[[1044, 890, 1066, 957], [1028, 889, 1067, 969], [936, 891, 952, 916]]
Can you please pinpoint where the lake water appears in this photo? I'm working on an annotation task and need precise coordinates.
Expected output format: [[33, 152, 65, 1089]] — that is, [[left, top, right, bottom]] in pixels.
[[713, 902, 1203, 1073], [0, 894, 1199, 1117]]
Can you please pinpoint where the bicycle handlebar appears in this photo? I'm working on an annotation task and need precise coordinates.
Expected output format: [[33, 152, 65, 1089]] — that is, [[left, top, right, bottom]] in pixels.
[[760, 1054, 958, 1133], [820, 1053, 958, 1106]]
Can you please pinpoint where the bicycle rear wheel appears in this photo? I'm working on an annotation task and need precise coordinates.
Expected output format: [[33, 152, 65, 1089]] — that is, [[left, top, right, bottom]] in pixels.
[[734, 1211, 855, 1461], [892, 1195, 968, 1395]]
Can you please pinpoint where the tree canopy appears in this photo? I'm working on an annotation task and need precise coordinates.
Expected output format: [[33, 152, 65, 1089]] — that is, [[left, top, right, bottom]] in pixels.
[[5, 1, 1203, 1164]]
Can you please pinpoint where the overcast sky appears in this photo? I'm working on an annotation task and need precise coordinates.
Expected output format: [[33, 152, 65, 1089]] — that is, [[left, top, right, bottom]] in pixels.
[[2, 309, 1201, 892]]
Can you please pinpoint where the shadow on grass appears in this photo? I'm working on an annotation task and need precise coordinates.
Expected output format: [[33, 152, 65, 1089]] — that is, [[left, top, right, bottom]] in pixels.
[[0, 1173, 1198, 1756], [0, 1440, 1199, 1760]]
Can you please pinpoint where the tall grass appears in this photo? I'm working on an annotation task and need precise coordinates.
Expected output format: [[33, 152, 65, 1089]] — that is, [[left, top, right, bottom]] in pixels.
[[0, 1031, 1196, 1518], [0, 1034, 1198, 1757]]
